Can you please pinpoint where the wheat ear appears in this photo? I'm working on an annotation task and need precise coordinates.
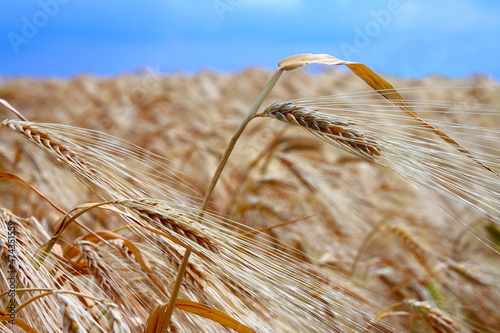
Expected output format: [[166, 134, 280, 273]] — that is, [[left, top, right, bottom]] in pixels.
[[77, 240, 118, 300], [278, 54, 497, 175], [259, 102, 381, 157], [0, 120, 94, 170], [446, 261, 490, 286], [384, 223, 436, 276], [117, 199, 220, 253], [404, 299, 461, 333], [104, 302, 132, 333], [373, 299, 461, 332], [53, 291, 85, 333]]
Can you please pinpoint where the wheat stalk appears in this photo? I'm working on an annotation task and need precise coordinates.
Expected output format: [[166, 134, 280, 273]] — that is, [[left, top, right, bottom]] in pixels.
[[153, 236, 206, 290]]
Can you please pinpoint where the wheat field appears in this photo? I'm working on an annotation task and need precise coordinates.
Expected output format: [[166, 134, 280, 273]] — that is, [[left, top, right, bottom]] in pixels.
[[0, 54, 499, 332]]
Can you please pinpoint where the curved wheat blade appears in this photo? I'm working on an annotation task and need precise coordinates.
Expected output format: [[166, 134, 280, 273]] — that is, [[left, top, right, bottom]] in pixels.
[[174, 299, 256, 333]]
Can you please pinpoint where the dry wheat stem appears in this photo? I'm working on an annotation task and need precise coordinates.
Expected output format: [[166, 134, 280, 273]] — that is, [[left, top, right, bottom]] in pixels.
[[162, 68, 284, 331], [153, 236, 206, 290], [199, 69, 284, 214], [0, 170, 100, 240], [224, 129, 287, 216], [0, 98, 28, 121]]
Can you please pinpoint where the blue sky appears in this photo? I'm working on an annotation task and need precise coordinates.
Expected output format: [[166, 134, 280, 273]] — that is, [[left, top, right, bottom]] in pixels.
[[1, 0, 499, 79]]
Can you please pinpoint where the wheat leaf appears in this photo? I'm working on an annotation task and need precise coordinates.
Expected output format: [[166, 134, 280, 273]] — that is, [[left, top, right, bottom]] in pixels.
[[175, 299, 256, 333]]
